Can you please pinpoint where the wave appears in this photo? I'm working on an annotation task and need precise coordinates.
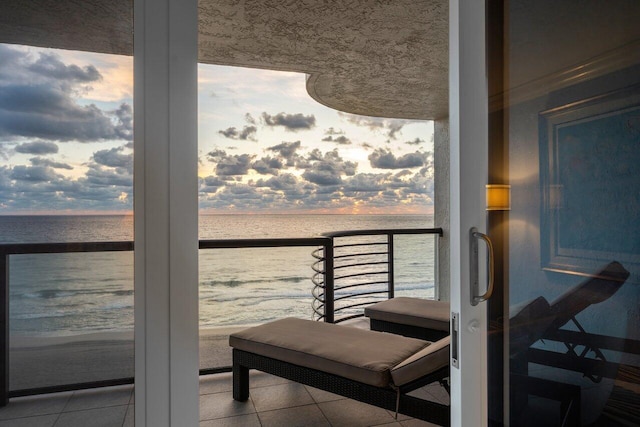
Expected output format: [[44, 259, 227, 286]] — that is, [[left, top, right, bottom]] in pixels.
[[12, 312, 70, 320], [15, 289, 134, 300], [200, 276, 309, 288]]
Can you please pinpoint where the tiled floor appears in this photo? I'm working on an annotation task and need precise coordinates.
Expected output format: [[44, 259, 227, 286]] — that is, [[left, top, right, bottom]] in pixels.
[[0, 372, 448, 426]]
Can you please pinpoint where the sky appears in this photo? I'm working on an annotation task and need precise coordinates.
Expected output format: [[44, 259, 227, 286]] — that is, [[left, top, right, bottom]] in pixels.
[[0, 43, 434, 215]]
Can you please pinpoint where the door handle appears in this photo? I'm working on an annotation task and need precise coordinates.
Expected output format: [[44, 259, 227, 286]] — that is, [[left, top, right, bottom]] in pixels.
[[470, 227, 494, 306]]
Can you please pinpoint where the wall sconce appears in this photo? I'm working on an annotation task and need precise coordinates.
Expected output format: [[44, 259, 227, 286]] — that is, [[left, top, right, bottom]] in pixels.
[[486, 184, 511, 211]]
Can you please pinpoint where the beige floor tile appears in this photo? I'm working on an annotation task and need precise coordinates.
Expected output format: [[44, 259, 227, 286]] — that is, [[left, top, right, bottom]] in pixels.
[[250, 382, 314, 412], [318, 398, 397, 427], [53, 405, 127, 427], [199, 392, 255, 421], [200, 413, 261, 427], [0, 414, 58, 427], [0, 392, 71, 420], [259, 404, 330, 427]]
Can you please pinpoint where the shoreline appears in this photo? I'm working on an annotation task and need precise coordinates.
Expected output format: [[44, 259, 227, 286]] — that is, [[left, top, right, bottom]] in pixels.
[[9, 326, 250, 390], [10, 325, 249, 349]]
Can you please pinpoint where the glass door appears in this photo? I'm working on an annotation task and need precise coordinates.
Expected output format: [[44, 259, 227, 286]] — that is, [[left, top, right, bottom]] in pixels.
[[481, 1, 640, 426]]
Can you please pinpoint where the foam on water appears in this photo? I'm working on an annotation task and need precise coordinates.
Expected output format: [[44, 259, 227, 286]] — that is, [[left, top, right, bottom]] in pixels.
[[2, 214, 435, 336]]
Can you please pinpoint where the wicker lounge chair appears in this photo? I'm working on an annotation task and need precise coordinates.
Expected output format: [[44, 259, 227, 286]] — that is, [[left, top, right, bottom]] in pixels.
[[229, 317, 451, 425]]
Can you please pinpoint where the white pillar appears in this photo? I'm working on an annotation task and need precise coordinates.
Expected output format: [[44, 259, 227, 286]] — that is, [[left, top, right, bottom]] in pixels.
[[449, 0, 489, 426], [133, 0, 199, 424]]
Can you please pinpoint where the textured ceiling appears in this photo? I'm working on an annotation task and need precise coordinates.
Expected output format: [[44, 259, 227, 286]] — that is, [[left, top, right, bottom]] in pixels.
[[0, 0, 449, 120]]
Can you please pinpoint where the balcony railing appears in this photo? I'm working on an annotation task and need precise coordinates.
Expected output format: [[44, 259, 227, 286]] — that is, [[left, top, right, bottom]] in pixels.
[[311, 228, 443, 323], [0, 229, 440, 404]]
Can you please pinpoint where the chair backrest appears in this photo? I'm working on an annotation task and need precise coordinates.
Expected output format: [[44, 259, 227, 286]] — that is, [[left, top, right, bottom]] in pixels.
[[548, 261, 630, 330]]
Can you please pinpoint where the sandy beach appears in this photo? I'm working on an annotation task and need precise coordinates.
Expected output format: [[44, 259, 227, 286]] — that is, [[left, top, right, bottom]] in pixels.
[[9, 326, 246, 391]]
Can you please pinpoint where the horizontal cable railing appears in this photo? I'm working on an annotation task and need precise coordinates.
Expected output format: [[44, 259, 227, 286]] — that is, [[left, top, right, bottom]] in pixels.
[[312, 228, 443, 324]]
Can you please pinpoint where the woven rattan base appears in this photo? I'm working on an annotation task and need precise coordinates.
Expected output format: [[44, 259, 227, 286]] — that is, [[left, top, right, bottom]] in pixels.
[[232, 349, 450, 426]]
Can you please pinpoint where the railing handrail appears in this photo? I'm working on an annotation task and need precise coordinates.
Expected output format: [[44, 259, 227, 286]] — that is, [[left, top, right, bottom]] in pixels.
[[0, 237, 333, 255], [321, 227, 443, 238], [0, 241, 134, 254]]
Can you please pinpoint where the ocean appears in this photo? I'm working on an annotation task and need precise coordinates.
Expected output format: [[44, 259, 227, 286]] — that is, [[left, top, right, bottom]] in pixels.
[[1, 214, 436, 337]]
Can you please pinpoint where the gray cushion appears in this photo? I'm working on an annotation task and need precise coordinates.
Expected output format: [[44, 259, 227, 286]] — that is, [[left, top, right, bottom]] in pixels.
[[364, 297, 450, 332], [229, 317, 429, 387], [391, 336, 450, 387]]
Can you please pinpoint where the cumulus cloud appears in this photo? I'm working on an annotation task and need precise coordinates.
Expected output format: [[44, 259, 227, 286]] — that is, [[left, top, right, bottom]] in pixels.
[[261, 112, 316, 131], [300, 149, 357, 186], [252, 156, 284, 175], [15, 141, 59, 154], [0, 45, 131, 142], [92, 146, 133, 172], [27, 52, 101, 85], [324, 127, 344, 136], [266, 141, 301, 166], [406, 137, 425, 146], [10, 165, 63, 182], [218, 125, 257, 141], [209, 151, 255, 177], [245, 113, 256, 125], [368, 149, 427, 169], [30, 157, 73, 170], [322, 135, 351, 145], [339, 112, 411, 140]]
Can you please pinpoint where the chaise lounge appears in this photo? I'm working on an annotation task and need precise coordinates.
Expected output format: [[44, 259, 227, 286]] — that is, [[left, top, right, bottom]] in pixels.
[[229, 317, 451, 425]]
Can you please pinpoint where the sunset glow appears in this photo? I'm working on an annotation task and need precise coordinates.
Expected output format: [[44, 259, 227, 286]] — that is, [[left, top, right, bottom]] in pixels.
[[0, 44, 434, 215]]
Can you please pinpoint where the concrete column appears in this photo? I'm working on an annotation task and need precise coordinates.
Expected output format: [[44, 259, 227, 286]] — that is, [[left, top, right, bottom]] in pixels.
[[133, 0, 199, 424], [434, 118, 450, 302]]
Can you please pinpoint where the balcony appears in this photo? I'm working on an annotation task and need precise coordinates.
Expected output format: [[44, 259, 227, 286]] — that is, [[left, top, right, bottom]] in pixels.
[[0, 227, 445, 425]]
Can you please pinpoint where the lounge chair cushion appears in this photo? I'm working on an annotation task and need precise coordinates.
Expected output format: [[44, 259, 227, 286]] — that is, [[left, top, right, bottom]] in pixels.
[[364, 297, 450, 332], [391, 336, 450, 387], [229, 317, 430, 387]]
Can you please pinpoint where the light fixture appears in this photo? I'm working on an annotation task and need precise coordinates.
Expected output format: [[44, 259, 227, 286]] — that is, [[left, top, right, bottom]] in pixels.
[[486, 184, 511, 211]]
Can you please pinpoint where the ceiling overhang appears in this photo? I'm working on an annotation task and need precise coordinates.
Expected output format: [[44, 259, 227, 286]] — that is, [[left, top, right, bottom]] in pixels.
[[0, 0, 449, 120]]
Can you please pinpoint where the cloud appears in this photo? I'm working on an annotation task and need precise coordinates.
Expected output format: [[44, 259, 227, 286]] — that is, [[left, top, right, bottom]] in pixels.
[[214, 153, 255, 177], [300, 149, 357, 186], [321, 135, 352, 145], [92, 146, 133, 172], [261, 112, 316, 131], [15, 141, 59, 154], [368, 149, 427, 169], [218, 125, 257, 141], [266, 141, 301, 166], [27, 52, 102, 84], [0, 45, 131, 142], [245, 113, 256, 125], [324, 127, 344, 136], [406, 137, 425, 146], [84, 164, 132, 187], [10, 165, 63, 182], [252, 156, 284, 175], [29, 157, 73, 170], [113, 103, 133, 141], [339, 112, 411, 140]]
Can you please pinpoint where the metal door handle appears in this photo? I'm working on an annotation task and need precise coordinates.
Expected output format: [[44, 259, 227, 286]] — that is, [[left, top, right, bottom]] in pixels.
[[470, 227, 494, 306]]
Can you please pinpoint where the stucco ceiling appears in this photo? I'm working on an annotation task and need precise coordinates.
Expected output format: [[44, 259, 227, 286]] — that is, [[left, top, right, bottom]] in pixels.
[[0, 0, 449, 120]]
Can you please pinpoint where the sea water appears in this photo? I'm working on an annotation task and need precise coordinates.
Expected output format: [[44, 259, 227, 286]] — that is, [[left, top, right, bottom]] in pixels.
[[1, 214, 435, 337]]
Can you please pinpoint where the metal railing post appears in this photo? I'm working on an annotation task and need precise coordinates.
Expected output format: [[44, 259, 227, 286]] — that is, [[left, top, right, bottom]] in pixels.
[[0, 253, 8, 407], [387, 233, 394, 299], [434, 233, 440, 301], [324, 240, 334, 323]]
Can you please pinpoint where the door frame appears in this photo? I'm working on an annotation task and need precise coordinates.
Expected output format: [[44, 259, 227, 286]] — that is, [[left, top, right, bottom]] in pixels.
[[449, 0, 490, 426]]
